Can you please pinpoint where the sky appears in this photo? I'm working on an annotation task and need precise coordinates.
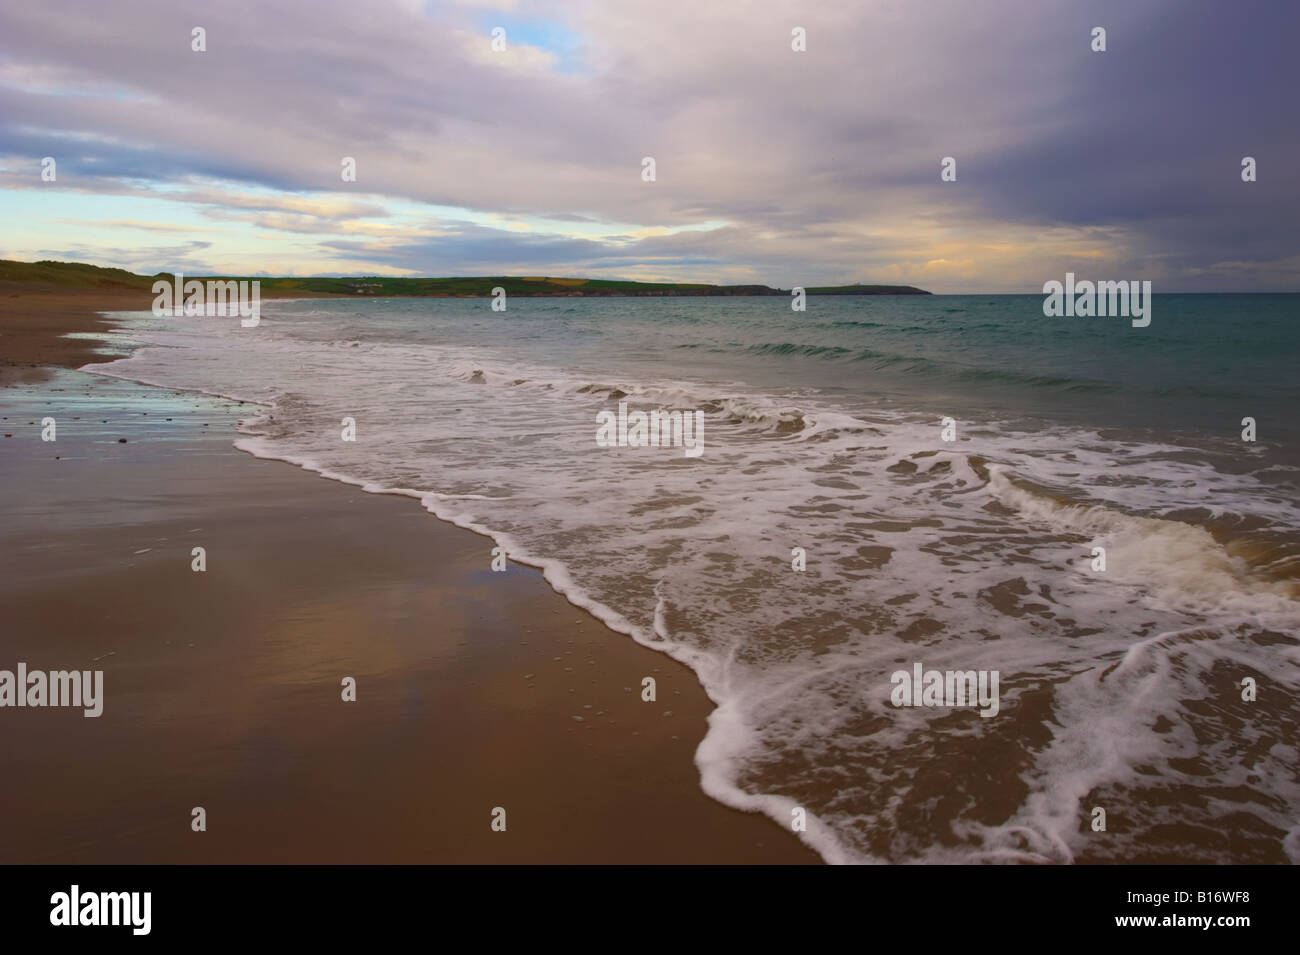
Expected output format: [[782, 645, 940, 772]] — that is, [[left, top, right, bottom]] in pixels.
[[1, 0, 1297, 292]]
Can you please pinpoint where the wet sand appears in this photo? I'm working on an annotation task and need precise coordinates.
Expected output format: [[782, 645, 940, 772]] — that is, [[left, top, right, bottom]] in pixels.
[[0, 284, 152, 385], [0, 291, 820, 863]]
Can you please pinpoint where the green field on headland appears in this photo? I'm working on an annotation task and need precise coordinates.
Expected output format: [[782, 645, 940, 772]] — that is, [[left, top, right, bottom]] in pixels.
[[0, 259, 930, 297]]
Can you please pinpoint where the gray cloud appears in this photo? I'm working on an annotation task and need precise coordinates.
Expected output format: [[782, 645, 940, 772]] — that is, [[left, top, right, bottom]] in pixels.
[[1, 0, 1297, 289]]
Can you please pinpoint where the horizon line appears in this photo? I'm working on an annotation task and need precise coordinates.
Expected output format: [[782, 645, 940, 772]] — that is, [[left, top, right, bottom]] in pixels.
[[3, 258, 1299, 296]]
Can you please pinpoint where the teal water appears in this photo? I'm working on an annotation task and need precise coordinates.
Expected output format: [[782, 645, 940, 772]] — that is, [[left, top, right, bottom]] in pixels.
[[303, 292, 1300, 447]]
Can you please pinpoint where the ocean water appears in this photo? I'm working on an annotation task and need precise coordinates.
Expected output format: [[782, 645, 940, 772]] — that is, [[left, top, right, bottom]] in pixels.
[[89, 293, 1300, 863]]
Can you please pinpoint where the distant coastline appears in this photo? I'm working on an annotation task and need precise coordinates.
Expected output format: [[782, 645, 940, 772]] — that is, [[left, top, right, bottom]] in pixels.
[[0, 258, 930, 298]]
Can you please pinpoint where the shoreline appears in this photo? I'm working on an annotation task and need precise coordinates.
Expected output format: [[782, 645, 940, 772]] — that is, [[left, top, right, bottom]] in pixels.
[[0, 287, 822, 863], [0, 283, 349, 387], [0, 284, 151, 385]]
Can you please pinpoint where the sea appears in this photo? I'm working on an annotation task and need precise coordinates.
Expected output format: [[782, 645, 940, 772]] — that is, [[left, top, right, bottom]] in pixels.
[[88, 292, 1300, 864]]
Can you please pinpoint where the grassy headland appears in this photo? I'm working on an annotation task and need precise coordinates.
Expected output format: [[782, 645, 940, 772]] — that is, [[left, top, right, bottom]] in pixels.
[[0, 259, 929, 297]]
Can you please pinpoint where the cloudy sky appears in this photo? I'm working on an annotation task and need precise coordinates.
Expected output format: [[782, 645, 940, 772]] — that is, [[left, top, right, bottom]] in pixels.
[[1, 0, 1296, 291]]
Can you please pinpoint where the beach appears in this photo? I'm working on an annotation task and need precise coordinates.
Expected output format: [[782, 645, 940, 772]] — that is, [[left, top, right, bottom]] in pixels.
[[4, 286, 1298, 865], [0, 284, 151, 385], [0, 288, 819, 864]]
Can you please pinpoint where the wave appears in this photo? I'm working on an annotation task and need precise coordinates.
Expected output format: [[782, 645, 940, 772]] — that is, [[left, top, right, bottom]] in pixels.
[[989, 465, 1300, 615], [746, 342, 854, 358]]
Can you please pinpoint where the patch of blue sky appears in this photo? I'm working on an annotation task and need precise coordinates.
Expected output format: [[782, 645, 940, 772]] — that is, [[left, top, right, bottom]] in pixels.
[[379, 195, 728, 242], [473, 11, 588, 74], [0, 189, 237, 257], [0, 178, 729, 272]]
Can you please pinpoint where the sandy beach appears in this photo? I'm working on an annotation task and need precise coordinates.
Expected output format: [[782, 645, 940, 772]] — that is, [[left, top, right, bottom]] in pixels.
[[0, 284, 151, 385], [0, 288, 819, 864]]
